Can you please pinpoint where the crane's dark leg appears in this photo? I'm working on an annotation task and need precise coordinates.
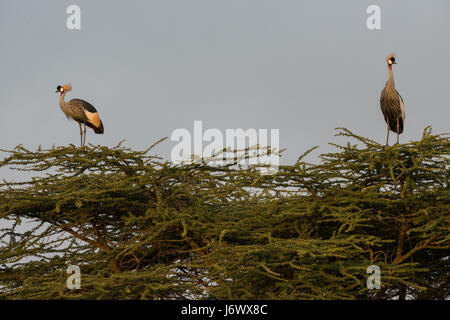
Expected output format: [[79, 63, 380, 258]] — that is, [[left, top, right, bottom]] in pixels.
[[396, 118, 400, 145], [79, 123, 83, 148], [386, 123, 390, 147], [83, 123, 87, 147]]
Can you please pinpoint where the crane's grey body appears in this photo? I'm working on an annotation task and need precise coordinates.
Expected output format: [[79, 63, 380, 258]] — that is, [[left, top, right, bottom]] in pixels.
[[380, 54, 405, 146], [59, 96, 97, 126], [57, 84, 104, 147]]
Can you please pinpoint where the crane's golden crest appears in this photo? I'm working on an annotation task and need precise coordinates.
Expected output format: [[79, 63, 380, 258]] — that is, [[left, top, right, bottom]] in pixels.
[[62, 84, 72, 91]]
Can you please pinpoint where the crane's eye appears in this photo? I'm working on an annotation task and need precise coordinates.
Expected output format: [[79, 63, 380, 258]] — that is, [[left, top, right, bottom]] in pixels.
[[391, 57, 395, 62]]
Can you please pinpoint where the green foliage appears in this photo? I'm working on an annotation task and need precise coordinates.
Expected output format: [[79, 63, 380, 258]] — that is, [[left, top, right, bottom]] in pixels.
[[0, 128, 448, 300]]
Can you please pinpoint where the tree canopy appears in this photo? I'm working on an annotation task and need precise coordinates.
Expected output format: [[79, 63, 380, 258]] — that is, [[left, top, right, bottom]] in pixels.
[[0, 128, 448, 299]]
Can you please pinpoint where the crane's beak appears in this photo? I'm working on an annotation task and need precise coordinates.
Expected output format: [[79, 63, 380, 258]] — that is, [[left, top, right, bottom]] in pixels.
[[392, 61, 397, 64]]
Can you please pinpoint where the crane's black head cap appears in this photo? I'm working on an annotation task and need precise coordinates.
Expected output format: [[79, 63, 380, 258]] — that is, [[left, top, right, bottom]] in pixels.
[[386, 53, 397, 65]]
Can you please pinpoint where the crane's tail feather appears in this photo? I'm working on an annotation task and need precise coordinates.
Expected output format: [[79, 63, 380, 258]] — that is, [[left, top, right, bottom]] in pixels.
[[385, 116, 403, 134], [94, 121, 104, 134]]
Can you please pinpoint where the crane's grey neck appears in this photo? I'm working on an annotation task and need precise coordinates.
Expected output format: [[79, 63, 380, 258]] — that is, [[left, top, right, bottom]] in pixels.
[[59, 92, 68, 108], [59, 92, 72, 119], [386, 66, 395, 89]]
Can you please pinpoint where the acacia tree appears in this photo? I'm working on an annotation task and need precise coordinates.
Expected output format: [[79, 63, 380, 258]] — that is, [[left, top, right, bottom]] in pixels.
[[0, 128, 448, 299]]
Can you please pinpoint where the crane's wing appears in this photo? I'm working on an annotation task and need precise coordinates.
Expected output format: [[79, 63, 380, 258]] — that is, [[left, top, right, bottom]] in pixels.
[[380, 87, 405, 134], [68, 99, 104, 134], [396, 90, 405, 122], [69, 99, 98, 113]]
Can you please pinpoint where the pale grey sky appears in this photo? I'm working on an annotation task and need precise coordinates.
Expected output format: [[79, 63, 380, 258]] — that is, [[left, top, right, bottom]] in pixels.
[[1, 0, 449, 181]]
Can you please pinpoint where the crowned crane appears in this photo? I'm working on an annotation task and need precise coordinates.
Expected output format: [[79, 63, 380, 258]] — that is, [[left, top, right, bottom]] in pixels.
[[56, 84, 104, 147], [380, 53, 405, 147]]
